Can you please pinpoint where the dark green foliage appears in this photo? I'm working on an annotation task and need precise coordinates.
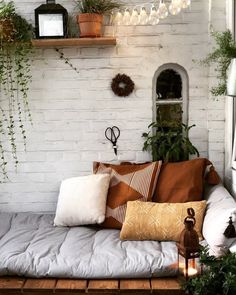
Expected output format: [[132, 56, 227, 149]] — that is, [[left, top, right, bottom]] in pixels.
[[201, 30, 236, 96], [142, 113, 199, 162], [184, 247, 236, 295], [75, 0, 123, 15], [0, 1, 33, 182]]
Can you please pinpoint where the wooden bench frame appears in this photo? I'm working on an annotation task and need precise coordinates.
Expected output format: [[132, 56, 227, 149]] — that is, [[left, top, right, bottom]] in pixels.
[[0, 277, 184, 294]]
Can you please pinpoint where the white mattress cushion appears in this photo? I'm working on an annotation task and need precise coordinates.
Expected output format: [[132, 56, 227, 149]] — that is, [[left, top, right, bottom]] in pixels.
[[54, 174, 110, 226]]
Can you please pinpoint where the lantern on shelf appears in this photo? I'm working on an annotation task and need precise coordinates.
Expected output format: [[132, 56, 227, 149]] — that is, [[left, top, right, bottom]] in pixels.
[[35, 0, 68, 39], [177, 208, 201, 280]]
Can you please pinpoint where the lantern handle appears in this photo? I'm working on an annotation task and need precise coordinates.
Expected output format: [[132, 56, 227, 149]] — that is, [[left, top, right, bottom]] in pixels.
[[187, 208, 195, 217], [184, 208, 196, 226]]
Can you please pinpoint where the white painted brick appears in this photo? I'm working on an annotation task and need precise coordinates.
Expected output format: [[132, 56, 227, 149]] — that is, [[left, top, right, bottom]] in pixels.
[[209, 130, 225, 142], [208, 121, 225, 130], [135, 151, 152, 163], [0, 0, 227, 212], [208, 110, 225, 121]]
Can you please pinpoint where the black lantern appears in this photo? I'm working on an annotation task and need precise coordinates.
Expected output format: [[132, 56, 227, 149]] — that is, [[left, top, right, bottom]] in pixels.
[[35, 0, 68, 39], [177, 208, 201, 281]]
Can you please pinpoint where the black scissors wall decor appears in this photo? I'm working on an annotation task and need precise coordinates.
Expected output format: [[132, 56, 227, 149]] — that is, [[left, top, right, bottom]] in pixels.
[[105, 126, 120, 155]]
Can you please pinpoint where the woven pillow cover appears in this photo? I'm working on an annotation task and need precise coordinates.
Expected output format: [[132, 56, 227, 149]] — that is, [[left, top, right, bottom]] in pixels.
[[120, 200, 207, 241], [93, 161, 162, 229]]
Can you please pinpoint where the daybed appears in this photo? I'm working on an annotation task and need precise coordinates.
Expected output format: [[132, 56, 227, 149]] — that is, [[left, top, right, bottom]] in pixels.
[[0, 160, 236, 294], [0, 184, 235, 277]]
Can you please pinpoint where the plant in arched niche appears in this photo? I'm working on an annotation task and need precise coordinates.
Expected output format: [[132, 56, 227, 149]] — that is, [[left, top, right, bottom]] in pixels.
[[142, 108, 199, 162], [0, 1, 34, 182]]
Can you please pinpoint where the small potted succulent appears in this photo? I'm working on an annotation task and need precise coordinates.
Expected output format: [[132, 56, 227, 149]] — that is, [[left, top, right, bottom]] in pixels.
[[75, 0, 122, 38]]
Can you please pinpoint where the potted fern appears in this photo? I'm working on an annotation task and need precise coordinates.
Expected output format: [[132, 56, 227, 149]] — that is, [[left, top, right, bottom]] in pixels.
[[142, 111, 199, 162], [0, 1, 33, 181], [75, 0, 122, 37]]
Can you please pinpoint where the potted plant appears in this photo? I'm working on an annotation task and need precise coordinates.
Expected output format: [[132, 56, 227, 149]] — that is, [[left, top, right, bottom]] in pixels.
[[75, 0, 122, 38], [201, 29, 236, 96], [142, 111, 199, 162], [0, 1, 33, 181], [183, 247, 236, 295]]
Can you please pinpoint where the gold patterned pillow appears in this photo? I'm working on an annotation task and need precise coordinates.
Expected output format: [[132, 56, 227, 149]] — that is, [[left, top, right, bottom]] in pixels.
[[120, 200, 207, 241]]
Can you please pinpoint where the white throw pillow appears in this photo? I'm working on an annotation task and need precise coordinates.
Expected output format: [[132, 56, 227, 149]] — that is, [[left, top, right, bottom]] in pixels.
[[203, 184, 236, 256], [54, 174, 110, 226]]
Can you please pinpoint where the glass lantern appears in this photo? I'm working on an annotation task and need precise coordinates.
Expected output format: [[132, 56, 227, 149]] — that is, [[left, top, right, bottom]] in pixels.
[[177, 208, 202, 280], [35, 0, 68, 39]]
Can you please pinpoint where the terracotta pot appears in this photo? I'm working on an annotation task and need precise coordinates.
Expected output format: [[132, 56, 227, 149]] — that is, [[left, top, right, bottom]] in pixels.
[[77, 13, 103, 38]]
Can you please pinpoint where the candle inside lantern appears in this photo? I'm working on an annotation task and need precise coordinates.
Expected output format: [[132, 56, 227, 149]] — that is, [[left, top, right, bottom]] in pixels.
[[178, 263, 198, 277], [184, 267, 198, 277]]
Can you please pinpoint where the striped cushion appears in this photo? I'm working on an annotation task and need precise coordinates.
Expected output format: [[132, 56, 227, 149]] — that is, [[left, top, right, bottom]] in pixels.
[[93, 161, 162, 229]]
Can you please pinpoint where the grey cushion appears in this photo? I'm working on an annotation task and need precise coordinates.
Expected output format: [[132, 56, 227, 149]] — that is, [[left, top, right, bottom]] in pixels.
[[0, 212, 178, 278]]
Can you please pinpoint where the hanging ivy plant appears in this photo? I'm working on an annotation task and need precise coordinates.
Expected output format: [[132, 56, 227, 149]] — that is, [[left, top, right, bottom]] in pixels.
[[0, 1, 33, 182], [201, 29, 236, 96]]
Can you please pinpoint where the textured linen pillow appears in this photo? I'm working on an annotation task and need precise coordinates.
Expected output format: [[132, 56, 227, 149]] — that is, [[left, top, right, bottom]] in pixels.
[[54, 174, 110, 226], [94, 161, 162, 229], [153, 158, 220, 203], [120, 200, 207, 241]]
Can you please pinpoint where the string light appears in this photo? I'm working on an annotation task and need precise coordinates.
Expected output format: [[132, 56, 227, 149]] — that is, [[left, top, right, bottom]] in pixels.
[[149, 5, 159, 25], [158, 0, 168, 19], [113, 0, 191, 26], [169, 0, 182, 16], [139, 7, 149, 25]]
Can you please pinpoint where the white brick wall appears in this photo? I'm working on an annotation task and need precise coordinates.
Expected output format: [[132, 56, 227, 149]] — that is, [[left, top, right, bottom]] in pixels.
[[0, 0, 226, 212]]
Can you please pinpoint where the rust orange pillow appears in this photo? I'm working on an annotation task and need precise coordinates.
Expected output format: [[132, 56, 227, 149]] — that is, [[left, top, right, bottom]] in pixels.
[[93, 161, 162, 229], [153, 158, 220, 203]]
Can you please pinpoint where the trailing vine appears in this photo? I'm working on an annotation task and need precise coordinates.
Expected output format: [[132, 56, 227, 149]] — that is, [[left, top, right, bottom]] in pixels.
[[55, 48, 80, 74], [0, 1, 33, 181]]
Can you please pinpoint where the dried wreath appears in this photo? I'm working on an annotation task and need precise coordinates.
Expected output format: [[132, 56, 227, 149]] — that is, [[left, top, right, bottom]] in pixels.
[[111, 74, 134, 97]]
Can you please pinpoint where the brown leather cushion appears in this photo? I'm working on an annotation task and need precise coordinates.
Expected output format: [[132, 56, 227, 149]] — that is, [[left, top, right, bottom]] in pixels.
[[93, 161, 162, 229], [153, 158, 220, 203]]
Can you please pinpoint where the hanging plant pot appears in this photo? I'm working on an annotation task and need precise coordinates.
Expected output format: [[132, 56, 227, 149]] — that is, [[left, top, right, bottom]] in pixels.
[[0, 19, 15, 42], [76, 13, 103, 38]]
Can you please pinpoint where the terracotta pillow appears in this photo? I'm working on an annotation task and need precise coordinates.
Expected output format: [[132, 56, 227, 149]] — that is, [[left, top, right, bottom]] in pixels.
[[93, 161, 162, 229], [120, 200, 207, 241], [153, 158, 220, 203]]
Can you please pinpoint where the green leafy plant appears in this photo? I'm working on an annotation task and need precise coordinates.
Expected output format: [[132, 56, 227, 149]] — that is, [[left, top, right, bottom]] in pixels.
[[201, 29, 236, 96], [75, 0, 123, 15], [142, 111, 199, 162], [0, 1, 33, 182], [184, 247, 236, 295]]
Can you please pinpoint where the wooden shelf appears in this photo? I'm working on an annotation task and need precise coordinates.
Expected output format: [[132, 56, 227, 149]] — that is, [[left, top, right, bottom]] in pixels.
[[32, 37, 116, 47]]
